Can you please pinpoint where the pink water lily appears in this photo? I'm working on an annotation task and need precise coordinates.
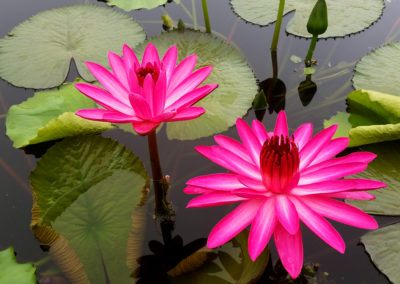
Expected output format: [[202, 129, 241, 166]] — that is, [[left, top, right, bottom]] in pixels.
[[75, 43, 217, 135], [185, 111, 386, 278]]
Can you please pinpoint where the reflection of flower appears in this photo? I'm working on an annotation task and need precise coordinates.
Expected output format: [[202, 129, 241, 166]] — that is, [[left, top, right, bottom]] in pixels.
[[75, 43, 217, 135], [185, 111, 386, 278]]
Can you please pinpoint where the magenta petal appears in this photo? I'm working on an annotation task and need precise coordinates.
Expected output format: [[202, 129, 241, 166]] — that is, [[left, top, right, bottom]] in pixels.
[[76, 109, 113, 121], [166, 66, 213, 106], [142, 74, 155, 116], [76, 109, 139, 123], [166, 106, 205, 121], [232, 189, 269, 199], [248, 198, 277, 260], [237, 176, 266, 191], [302, 196, 378, 229], [183, 185, 212, 194], [214, 135, 253, 163], [252, 120, 268, 146], [292, 123, 313, 151], [291, 180, 359, 195], [275, 195, 299, 235], [86, 62, 130, 106], [187, 173, 244, 191], [207, 199, 263, 248], [153, 71, 167, 115], [123, 43, 140, 71], [168, 54, 197, 92], [187, 192, 247, 208], [74, 83, 134, 115], [299, 125, 338, 171], [142, 42, 161, 69], [350, 179, 387, 190], [274, 223, 303, 279], [108, 51, 129, 89], [309, 137, 349, 166], [102, 112, 142, 123], [325, 191, 375, 200], [130, 92, 152, 119], [165, 84, 217, 110], [237, 118, 262, 167], [131, 121, 160, 135], [161, 45, 177, 84], [274, 111, 289, 137], [290, 197, 345, 253], [151, 112, 175, 123]]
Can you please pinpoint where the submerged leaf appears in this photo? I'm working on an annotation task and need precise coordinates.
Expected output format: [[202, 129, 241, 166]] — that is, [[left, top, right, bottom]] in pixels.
[[133, 30, 257, 140], [0, 5, 145, 88], [106, 0, 168, 11], [230, 0, 384, 38], [353, 41, 400, 95], [0, 247, 36, 284], [6, 80, 113, 148]]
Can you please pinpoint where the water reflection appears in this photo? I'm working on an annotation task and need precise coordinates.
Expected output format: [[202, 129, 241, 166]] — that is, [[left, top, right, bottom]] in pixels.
[[298, 74, 317, 107]]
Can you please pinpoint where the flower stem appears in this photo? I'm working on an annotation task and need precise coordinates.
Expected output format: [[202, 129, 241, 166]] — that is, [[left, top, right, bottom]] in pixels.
[[270, 0, 285, 52], [201, 0, 211, 33], [147, 130, 173, 219], [305, 34, 318, 66]]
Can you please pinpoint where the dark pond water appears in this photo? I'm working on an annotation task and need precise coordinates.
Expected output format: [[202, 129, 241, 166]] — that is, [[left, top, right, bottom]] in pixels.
[[1, 0, 400, 283]]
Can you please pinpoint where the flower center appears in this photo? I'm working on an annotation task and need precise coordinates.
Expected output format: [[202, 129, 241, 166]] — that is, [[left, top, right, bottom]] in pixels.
[[136, 62, 160, 87], [260, 135, 299, 193]]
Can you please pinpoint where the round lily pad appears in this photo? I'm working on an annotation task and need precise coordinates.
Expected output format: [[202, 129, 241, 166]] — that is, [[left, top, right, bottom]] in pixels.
[[133, 30, 258, 140], [0, 4, 145, 89], [106, 0, 168, 11], [353, 41, 400, 95], [230, 0, 384, 38]]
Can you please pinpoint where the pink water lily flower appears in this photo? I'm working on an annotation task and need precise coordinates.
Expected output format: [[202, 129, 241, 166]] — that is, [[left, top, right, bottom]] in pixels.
[[75, 43, 217, 135], [185, 111, 386, 278]]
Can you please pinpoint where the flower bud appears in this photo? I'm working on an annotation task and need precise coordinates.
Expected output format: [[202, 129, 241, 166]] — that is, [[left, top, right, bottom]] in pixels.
[[307, 0, 328, 36]]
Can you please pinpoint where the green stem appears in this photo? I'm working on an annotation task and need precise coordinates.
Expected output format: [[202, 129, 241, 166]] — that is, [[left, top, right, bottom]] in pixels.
[[147, 130, 172, 219], [270, 0, 285, 52], [305, 34, 318, 66], [201, 0, 211, 33]]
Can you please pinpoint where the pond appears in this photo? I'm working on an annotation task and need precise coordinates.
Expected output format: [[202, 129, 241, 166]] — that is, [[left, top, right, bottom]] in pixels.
[[1, 0, 400, 283]]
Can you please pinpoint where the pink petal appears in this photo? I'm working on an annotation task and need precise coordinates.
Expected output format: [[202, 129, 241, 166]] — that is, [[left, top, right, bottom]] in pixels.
[[86, 62, 130, 105], [195, 146, 261, 181], [309, 137, 349, 166], [299, 125, 338, 171], [161, 45, 177, 85], [153, 71, 167, 115], [102, 112, 142, 123], [150, 111, 175, 123], [108, 51, 129, 89], [166, 106, 205, 121], [183, 185, 212, 194], [207, 199, 263, 248], [131, 121, 160, 135], [252, 120, 268, 146], [122, 43, 140, 71], [76, 109, 139, 123], [248, 198, 277, 260], [142, 42, 161, 69], [214, 135, 253, 164], [166, 66, 213, 107], [232, 189, 269, 198], [274, 111, 288, 137], [301, 196, 378, 229], [291, 180, 359, 196], [127, 66, 140, 94], [187, 192, 247, 208], [290, 197, 345, 253], [237, 176, 266, 191], [168, 54, 197, 92], [292, 123, 313, 151], [237, 118, 262, 167], [165, 84, 217, 111], [274, 223, 303, 279], [325, 191, 375, 200], [275, 195, 299, 234], [349, 179, 387, 190], [187, 173, 244, 191], [142, 74, 155, 116], [298, 163, 368, 185], [130, 92, 152, 119], [74, 83, 134, 115]]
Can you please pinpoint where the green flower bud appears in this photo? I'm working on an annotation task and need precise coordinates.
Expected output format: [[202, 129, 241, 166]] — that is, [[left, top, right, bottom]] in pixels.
[[307, 0, 328, 36]]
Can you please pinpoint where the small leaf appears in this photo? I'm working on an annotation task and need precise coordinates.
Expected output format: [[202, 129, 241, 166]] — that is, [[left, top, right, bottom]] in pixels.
[[6, 80, 113, 148], [0, 5, 145, 88], [0, 247, 36, 284], [290, 55, 302, 64], [304, 67, 316, 75]]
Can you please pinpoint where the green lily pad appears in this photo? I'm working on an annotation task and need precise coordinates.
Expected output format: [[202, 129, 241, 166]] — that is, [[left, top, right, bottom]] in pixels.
[[0, 4, 145, 89], [346, 141, 400, 216], [230, 0, 384, 38], [106, 0, 168, 11], [133, 30, 258, 140], [323, 89, 400, 147], [170, 230, 269, 284], [0, 247, 36, 284], [353, 41, 400, 95], [361, 222, 400, 284], [6, 80, 113, 148]]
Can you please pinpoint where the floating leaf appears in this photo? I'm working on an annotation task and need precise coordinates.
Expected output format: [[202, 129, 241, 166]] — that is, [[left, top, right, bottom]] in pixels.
[[304, 67, 316, 75], [170, 230, 269, 284], [0, 5, 145, 88], [353, 41, 400, 95], [133, 30, 257, 140], [362, 222, 400, 284], [323, 89, 400, 147], [0, 247, 36, 284], [31, 135, 149, 284], [230, 0, 384, 38], [346, 141, 400, 215], [106, 0, 168, 11], [290, 55, 302, 63], [6, 80, 113, 148]]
